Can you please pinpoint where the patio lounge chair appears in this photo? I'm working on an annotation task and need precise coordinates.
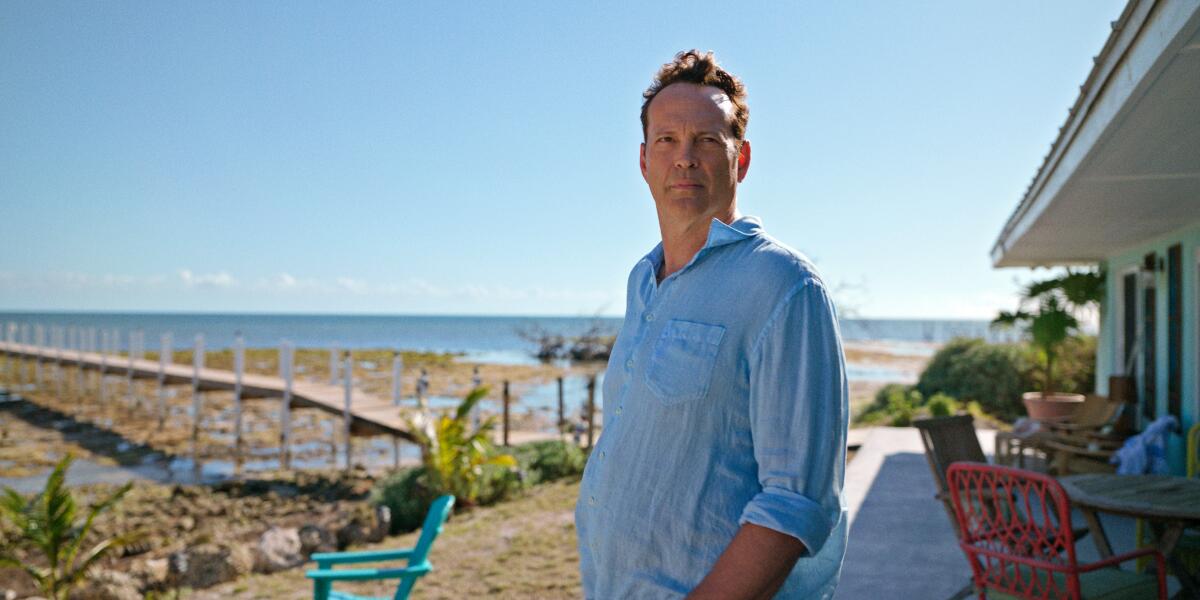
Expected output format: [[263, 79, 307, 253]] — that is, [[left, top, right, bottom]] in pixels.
[[995, 395, 1126, 471], [947, 463, 1167, 600], [915, 415, 988, 539], [915, 415, 991, 600], [306, 495, 455, 600]]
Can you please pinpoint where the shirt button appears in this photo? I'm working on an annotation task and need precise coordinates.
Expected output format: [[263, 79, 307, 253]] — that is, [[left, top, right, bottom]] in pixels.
[[625, 359, 634, 369], [600, 451, 606, 459], [644, 313, 654, 322], [588, 496, 597, 506], [615, 407, 623, 415]]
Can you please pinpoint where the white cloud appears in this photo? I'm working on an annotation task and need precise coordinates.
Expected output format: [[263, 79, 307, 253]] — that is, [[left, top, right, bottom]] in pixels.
[[179, 269, 236, 289], [336, 277, 369, 295]]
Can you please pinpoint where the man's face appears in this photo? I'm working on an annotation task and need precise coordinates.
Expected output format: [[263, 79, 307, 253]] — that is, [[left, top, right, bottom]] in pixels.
[[640, 83, 750, 225]]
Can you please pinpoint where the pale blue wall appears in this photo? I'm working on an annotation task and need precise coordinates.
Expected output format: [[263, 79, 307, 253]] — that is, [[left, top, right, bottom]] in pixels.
[[1097, 222, 1200, 475]]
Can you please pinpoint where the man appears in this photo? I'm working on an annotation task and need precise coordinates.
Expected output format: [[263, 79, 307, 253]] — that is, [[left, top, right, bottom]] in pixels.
[[575, 50, 849, 599]]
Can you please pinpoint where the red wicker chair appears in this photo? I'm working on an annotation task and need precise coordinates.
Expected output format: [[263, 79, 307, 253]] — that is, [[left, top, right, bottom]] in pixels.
[[946, 463, 1166, 599]]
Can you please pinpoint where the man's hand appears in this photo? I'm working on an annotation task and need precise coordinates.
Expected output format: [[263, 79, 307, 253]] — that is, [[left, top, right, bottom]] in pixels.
[[685, 523, 806, 600]]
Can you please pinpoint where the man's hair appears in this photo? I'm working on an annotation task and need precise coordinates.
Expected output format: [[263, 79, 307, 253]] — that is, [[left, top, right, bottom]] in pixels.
[[640, 50, 749, 141]]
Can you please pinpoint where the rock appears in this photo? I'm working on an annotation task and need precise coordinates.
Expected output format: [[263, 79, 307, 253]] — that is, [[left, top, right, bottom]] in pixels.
[[253, 527, 303, 573], [179, 516, 196, 531], [368, 505, 391, 543], [298, 525, 336, 555], [129, 557, 169, 591], [268, 484, 299, 498], [68, 569, 140, 600], [170, 543, 254, 589], [336, 520, 372, 550]]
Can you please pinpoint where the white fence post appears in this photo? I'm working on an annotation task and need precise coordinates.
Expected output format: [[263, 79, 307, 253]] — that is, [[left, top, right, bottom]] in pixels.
[[280, 340, 292, 470], [343, 351, 352, 471], [330, 345, 340, 385], [74, 327, 85, 396], [53, 326, 63, 397], [192, 334, 204, 442], [127, 330, 136, 406], [18, 324, 28, 388], [392, 351, 403, 406], [98, 329, 108, 405], [34, 324, 44, 389], [2, 322, 11, 385], [158, 332, 171, 427], [86, 327, 97, 394], [234, 334, 245, 460]]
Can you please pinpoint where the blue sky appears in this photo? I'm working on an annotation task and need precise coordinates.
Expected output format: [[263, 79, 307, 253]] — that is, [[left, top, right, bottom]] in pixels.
[[0, 1, 1125, 318]]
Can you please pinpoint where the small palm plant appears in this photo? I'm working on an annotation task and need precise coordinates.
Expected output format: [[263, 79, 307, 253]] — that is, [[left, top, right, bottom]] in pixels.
[[992, 269, 1102, 395], [406, 387, 518, 505], [0, 454, 138, 600]]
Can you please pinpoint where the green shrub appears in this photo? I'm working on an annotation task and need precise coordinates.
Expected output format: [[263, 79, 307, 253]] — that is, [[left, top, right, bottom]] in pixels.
[[926, 393, 959, 417], [886, 389, 917, 426], [370, 439, 586, 535], [369, 467, 432, 534], [856, 384, 921, 426], [510, 440, 586, 486], [916, 338, 1033, 420], [872, 383, 910, 407]]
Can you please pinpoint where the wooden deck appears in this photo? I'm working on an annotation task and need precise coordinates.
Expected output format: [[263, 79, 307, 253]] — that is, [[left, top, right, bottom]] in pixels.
[[0, 341, 417, 441]]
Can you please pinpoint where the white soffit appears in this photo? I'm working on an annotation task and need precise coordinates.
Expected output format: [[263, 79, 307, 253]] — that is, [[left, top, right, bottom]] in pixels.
[[992, 0, 1200, 267]]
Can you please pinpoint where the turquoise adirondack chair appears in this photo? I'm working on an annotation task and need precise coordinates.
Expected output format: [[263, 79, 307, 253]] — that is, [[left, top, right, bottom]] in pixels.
[[306, 495, 455, 600]]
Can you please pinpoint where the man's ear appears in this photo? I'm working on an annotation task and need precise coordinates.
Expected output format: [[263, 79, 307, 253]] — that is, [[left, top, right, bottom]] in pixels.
[[640, 142, 649, 182], [736, 139, 751, 183]]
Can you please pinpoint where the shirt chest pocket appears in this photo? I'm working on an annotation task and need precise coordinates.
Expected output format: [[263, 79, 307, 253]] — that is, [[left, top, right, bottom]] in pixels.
[[644, 319, 726, 405]]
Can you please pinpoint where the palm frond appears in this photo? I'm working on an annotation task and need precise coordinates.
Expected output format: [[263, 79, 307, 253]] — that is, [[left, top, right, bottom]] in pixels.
[[455, 386, 490, 421], [63, 482, 132, 573]]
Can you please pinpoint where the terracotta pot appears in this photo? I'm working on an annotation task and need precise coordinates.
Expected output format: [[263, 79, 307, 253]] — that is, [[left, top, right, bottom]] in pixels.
[[1021, 392, 1085, 422]]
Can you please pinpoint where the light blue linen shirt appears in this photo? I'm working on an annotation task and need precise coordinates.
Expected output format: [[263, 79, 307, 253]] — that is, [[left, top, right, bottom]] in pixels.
[[575, 215, 848, 599]]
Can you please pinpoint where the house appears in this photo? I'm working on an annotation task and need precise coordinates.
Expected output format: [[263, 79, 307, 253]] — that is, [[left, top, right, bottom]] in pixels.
[[991, 0, 1200, 473]]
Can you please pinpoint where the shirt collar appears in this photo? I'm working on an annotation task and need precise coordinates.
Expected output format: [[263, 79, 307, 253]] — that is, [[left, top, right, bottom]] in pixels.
[[703, 214, 762, 250], [643, 215, 763, 275]]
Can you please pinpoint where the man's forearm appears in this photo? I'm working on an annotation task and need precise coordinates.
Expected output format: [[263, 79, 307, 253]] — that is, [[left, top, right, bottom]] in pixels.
[[685, 522, 806, 600]]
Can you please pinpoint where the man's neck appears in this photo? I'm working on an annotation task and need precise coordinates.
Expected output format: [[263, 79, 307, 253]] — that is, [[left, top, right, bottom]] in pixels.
[[656, 206, 739, 283]]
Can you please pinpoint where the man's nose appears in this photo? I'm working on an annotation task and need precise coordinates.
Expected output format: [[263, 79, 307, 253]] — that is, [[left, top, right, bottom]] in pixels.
[[674, 142, 697, 169]]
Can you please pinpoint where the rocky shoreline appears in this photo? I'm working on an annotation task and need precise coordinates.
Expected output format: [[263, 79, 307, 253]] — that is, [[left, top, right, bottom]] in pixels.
[[2, 468, 393, 599]]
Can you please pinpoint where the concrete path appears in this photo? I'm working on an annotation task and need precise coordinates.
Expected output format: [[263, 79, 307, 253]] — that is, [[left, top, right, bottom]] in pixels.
[[834, 426, 1160, 599], [837, 426, 984, 599]]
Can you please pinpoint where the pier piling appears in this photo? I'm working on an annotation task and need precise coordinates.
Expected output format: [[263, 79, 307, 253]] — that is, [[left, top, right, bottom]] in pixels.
[[192, 334, 204, 442], [280, 339, 293, 470], [342, 351, 352, 471], [157, 332, 171, 427]]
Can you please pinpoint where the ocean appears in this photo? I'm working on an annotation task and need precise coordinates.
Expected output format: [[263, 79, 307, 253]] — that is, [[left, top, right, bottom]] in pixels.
[[0, 312, 1012, 361]]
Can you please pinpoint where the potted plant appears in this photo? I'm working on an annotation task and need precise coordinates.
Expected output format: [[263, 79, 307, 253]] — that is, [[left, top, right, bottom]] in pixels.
[[992, 270, 1103, 421]]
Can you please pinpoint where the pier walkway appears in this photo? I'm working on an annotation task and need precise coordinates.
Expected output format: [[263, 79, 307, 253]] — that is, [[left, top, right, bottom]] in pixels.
[[0, 340, 417, 441]]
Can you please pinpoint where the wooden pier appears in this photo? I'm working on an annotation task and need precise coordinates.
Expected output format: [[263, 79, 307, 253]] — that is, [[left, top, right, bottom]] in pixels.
[[0, 340, 416, 440]]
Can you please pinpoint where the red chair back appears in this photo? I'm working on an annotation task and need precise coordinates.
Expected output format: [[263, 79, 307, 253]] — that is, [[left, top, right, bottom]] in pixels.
[[946, 463, 1081, 599]]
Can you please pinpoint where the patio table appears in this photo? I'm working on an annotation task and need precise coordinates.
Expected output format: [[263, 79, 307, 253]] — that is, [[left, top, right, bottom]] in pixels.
[[1060, 473, 1200, 599]]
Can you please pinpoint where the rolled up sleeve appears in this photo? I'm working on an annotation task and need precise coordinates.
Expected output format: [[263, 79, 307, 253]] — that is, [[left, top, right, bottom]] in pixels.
[[738, 278, 848, 556]]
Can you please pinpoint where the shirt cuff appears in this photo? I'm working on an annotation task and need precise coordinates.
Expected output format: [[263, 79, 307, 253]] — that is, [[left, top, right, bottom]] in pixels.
[[738, 486, 833, 556]]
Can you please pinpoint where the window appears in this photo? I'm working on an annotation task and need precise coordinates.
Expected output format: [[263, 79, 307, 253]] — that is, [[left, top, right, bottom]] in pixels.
[[1121, 271, 1138, 375]]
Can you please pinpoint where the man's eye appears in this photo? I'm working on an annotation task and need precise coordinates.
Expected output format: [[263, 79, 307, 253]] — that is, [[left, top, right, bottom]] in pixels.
[[657, 136, 673, 143]]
